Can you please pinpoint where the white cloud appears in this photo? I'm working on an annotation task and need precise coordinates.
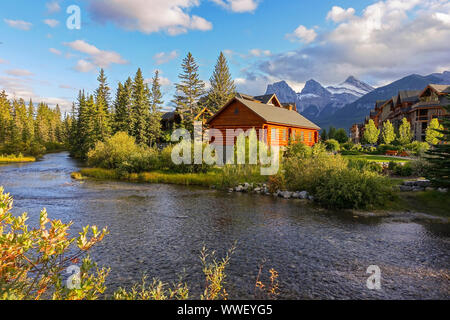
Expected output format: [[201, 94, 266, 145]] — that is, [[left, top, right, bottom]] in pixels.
[[43, 19, 60, 28], [0, 76, 72, 111], [5, 69, 34, 77], [49, 48, 62, 55], [4, 19, 32, 31], [210, 0, 259, 13], [46, 1, 61, 13], [59, 84, 74, 89], [74, 59, 96, 73], [286, 25, 317, 43], [260, 0, 450, 84], [326, 6, 355, 22], [249, 49, 271, 57], [154, 50, 179, 65], [0, 58, 8, 64], [87, 0, 212, 35], [64, 40, 128, 71]]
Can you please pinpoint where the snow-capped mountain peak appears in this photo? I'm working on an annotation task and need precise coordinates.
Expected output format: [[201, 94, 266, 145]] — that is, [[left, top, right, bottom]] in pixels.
[[327, 76, 374, 97]]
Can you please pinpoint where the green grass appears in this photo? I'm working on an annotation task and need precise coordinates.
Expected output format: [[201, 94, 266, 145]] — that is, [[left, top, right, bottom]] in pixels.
[[76, 166, 269, 190], [343, 154, 411, 163], [396, 190, 450, 218], [0, 154, 36, 163]]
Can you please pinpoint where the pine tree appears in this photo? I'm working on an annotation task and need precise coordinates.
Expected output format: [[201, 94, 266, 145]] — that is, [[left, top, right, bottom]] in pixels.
[[398, 117, 412, 145], [425, 118, 444, 145], [131, 68, 151, 145], [381, 120, 395, 144], [206, 52, 235, 113], [147, 70, 163, 146], [0, 90, 12, 145], [363, 119, 379, 145], [334, 128, 348, 143], [173, 52, 205, 128], [320, 129, 327, 141], [425, 103, 450, 187], [93, 69, 112, 141], [328, 126, 336, 140], [113, 82, 129, 133]]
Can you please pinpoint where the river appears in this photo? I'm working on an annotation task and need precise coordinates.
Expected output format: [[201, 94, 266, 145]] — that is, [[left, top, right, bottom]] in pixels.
[[0, 152, 448, 299]]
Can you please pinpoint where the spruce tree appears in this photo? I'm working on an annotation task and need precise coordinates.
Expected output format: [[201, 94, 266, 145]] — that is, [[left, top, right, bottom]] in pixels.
[[147, 70, 163, 146], [94, 69, 112, 142], [113, 82, 130, 134], [173, 52, 205, 128], [0, 91, 12, 145], [207, 52, 235, 113], [381, 120, 395, 144], [426, 103, 450, 188], [320, 129, 327, 141], [131, 68, 151, 145]]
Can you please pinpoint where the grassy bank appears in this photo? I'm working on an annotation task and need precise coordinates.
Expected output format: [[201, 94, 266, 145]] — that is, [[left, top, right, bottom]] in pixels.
[[395, 191, 450, 218], [0, 154, 36, 163], [77, 167, 260, 189], [343, 154, 411, 163]]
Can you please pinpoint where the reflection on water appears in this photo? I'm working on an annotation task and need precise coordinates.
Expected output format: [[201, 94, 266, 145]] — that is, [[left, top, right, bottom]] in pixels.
[[0, 152, 449, 299]]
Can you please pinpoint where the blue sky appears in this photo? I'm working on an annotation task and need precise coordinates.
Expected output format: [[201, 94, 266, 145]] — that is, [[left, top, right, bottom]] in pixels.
[[1, 0, 449, 112]]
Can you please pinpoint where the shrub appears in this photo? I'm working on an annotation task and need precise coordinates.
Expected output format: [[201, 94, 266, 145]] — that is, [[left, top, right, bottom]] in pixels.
[[159, 141, 213, 174], [283, 144, 348, 194], [389, 161, 413, 176], [405, 141, 429, 157], [0, 187, 108, 300], [410, 158, 431, 177], [347, 159, 383, 173], [324, 139, 340, 152], [87, 132, 159, 173], [314, 168, 394, 209]]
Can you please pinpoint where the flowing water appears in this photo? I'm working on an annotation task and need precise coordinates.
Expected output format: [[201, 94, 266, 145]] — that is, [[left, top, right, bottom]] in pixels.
[[0, 152, 449, 299]]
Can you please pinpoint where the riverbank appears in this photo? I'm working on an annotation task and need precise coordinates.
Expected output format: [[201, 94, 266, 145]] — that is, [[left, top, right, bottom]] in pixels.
[[0, 154, 36, 163], [73, 167, 449, 220]]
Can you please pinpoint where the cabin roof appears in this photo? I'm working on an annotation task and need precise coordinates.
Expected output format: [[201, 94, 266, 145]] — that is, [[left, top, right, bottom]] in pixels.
[[428, 84, 450, 94], [398, 90, 421, 102], [234, 97, 320, 129]]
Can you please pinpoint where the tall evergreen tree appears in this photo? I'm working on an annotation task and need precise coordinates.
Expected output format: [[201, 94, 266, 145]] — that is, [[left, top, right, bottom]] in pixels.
[[131, 68, 151, 145], [426, 103, 450, 187], [93, 69, 112, 141], [320, 129, 327, 141], [206, 52, 235, 113], [0, 91, 12, 145], [147, 70, 163, 146], [173, 52, 205, 127]]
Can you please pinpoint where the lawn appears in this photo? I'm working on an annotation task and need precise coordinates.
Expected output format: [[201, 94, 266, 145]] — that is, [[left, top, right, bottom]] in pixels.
[[343, 154, 411, 163], [396, 190, 450, 218]]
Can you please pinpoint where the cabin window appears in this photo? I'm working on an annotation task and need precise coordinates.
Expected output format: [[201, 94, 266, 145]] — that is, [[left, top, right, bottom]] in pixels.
[[292, 130, 296, 139], [300, 131, 304, 141], [308, 132, 312, 142], [234, 107, 239, 114], [271, 128, 277, 141], [282, 129, 287, 141]]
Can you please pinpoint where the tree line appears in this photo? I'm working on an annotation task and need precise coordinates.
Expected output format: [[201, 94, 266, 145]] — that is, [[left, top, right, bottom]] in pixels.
[[0, 91, 67, 156]]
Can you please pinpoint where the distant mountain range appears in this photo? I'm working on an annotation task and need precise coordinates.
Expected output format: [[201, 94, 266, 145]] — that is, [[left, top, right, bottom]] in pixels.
[[265, 71, 450, 131]]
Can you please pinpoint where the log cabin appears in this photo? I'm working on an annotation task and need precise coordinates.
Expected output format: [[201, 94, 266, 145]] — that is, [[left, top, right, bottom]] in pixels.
[[206, 93, 320, 146]]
